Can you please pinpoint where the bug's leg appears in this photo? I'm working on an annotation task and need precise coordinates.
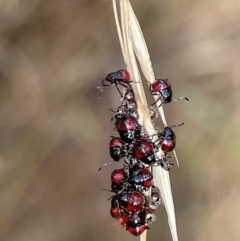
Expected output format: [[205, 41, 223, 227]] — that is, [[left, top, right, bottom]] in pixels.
[[119, 82, 131, 89], [149, 96, 162, 108], [115, 83, 123, 96], [157, 101, 165, 108]]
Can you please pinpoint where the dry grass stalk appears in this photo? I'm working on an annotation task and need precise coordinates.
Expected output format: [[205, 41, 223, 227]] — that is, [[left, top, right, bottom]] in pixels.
[[112, 1, 179, 241]]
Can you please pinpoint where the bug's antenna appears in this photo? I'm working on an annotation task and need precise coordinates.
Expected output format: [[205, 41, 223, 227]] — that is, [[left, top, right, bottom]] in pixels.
[[98, 162, 114, 171]]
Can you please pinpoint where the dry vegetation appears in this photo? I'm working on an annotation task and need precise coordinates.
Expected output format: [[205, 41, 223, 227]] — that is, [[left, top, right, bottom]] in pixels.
[[0, 0, 240, 241]]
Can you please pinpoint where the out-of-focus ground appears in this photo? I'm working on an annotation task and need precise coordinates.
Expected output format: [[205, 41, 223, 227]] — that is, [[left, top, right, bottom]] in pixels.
[[0, 0, 240, 241]]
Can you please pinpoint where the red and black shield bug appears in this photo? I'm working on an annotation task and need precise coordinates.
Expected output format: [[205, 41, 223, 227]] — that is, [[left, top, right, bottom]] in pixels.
[[149, 79, 189, 107], [109, 137, 125, 162], [110, 196, 122, 219], [102, 69, 132, 95], [158, 122, 184, 153], [111, 168, 127, 193], [122, 209, 155, 235], [118, 191, 145, 212], [115, 116, 139, 143], [160, 127, 176, 153], [111, 168, 153, 193], [125, 220, 148, 236], [129, 168, 153, 191], [111, 168, 126, 184], [133, 140, 156, 165], [151, 79, 172, 103]]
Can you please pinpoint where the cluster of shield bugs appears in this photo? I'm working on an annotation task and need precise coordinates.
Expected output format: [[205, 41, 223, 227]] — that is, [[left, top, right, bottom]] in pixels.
[[99, 69, 188, 236]]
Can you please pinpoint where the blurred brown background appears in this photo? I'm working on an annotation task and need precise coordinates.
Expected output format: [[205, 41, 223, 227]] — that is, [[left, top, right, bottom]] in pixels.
[[0, 0, 240, 241]]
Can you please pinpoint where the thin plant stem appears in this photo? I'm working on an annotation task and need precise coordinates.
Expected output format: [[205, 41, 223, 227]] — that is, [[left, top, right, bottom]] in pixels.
[[111, 1, 179, 241]]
